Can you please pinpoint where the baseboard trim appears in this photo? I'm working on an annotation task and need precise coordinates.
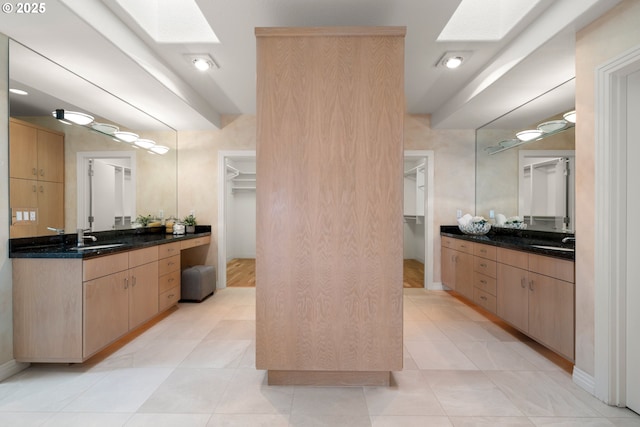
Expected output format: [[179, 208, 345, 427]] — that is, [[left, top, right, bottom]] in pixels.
[[428, 281, 444, 291], [0, 359, 29, 382], [573, 365, 596, 396]]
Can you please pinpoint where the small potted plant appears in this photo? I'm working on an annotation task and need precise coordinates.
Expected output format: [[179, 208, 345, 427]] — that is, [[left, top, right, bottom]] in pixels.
[[183, 214, 197, 233], [136, 214, 152, 227]]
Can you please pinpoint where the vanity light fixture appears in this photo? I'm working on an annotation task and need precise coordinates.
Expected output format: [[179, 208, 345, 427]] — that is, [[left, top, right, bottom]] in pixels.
[[114, 131, 139, 143], [563, 110, 576, 123], [52, 109, 94, 126], [9, 88, 28, 95], [149, 145, 170, 155], [134, 138, 156, 149], [516, 129, 543, 142]]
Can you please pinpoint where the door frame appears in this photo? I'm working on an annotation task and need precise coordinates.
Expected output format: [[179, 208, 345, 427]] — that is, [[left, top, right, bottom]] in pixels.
[[404, 150, 435, 289], [217, 150, 256, 289], [593, 44, 640, 406], [77, 151, 136, 231]]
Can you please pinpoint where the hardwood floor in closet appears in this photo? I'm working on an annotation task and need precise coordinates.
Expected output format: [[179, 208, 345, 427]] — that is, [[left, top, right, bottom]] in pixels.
[[227, 258, 256, 287], [404, 259, 424, 288]]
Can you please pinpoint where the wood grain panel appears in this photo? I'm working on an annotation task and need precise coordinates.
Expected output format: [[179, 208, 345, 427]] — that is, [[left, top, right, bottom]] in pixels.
[[158, 242, 181, 259], [452, 239, 473, 254], [83, 252, 129, 282], [497, 247, 529, 270], [528, 253, 575, 283], [474, 243, 497, 260], [129, 246, 158, 268], [13, 259, 84, 362], [9, 119, 38, 180], [37, 129, 64, 183], [256, 27, 405, 376], [158, 254, 180, 276], [159, 269, 180, 294], [474, 257, 497, 279]]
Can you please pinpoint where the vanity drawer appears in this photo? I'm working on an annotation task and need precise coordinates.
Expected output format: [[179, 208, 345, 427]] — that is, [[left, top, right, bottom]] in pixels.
[[158, 242, 181, 259], [474, 243, 496, 260], [473, 287, 497, 314], [452, 239, 474, 254], [474, 257, 496, 278], [159, 269, 180, 294], [158, 254, 180, 276], [180, 235, 211, 250], [159, 286, 180, 311], [83, 252, 129, 281], [441, 237, 455, 248], [474, 272, 497, 296], [528, 253, 575, 283], [129, 246, 158, 268], [497, 247, 528, 270]]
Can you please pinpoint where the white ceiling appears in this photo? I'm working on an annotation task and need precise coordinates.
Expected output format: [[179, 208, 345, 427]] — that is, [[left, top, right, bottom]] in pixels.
[[1, 0, 622, 131]]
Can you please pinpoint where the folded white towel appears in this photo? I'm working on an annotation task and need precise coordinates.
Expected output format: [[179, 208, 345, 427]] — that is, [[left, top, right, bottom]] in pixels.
[[457, 213, 473, 227]]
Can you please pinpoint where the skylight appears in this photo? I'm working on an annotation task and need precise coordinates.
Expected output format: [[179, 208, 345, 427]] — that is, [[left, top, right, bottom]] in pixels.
[[115, 0, 219, 43], [438, 0, 542, 41]]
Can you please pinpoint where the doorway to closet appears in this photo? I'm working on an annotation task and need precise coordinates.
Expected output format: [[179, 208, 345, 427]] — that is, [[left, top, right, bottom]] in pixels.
[[403, 151, 434, 289], [218, 151, 256, 288]]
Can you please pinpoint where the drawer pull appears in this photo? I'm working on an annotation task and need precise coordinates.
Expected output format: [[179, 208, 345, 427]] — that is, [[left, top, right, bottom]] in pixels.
[[460, 245, 467, 248], [124, 278, 128, 289], [521, 277, 526, 288], [480, 296, 487, 301], [167, 294, 174, 299], [168, 278, 174, 283], [480, 263, 487, 268], [480, 249, 486, 253], [168, 261, 175, 266], [529, 280, 534, 291], [480, 279, 487, 284]]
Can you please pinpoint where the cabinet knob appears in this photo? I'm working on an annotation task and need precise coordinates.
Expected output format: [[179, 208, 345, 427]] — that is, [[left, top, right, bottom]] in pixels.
[[480, 280, 487, 284], [124, 278, 129, 289], [520, 277, 526, 288], [132, 276, 137, 287], [480, 263, 487, 268], [529, 280, 534, 291]]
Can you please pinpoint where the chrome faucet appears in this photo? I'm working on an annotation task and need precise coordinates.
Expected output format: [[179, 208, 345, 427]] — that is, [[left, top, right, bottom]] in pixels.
[[47, 227, 65, 235], [562, 236, 575, 244], [77, 228, 97, 247]]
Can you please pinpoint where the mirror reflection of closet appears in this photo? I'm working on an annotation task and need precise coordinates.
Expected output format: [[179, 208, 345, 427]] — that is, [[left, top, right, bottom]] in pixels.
[[403, 156, 426, 288]]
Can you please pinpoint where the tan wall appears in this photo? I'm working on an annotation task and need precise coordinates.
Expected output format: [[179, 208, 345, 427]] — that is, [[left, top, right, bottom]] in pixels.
[[575, 0, 640, 376], [177, 114, 476, 284]]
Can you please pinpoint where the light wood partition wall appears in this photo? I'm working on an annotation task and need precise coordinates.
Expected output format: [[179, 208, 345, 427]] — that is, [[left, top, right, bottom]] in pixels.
[[255, 26, 406, 386]]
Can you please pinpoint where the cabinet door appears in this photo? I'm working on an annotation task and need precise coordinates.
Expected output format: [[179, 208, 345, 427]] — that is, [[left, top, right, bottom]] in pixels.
[[83, 270, 129, 357], [442, 247, 456, 289], [528, 272, 574, 359], [37, 130, 64, 183], [37, 181, 64, 235], [9, 120, 38, 180], [497, 263, 529, 332], [129, 261, 159, 329], [9, 178, 38, 238], [455, 252, 474, 300]]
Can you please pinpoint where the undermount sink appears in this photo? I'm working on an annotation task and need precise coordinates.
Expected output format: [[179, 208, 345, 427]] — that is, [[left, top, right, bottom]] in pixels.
[[530, 245, 575, 252], [71, 243, 125, 251]]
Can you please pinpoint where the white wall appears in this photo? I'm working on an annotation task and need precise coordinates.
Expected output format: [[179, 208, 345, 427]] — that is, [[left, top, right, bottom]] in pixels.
[[226, 158, 256, 260], [403, 221, 425, 262]]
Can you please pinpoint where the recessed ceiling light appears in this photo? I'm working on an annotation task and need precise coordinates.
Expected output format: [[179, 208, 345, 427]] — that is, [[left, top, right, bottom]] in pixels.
[[10, 88, 28, 95], [436, 51, 471, 69], [184, 54, 219, 72]]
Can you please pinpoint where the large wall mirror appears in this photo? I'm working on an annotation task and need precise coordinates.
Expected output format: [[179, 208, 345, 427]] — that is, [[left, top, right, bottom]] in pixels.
[[8, 40, 177, 238], [476, 79, 575, 233]]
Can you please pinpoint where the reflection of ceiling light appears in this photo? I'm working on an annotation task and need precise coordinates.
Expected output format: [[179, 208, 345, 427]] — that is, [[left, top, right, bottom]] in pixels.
[[563, 110, 576, 123], [114, 131, 139, 143], [516, 129, 543, 141], [9, 88, 28, 95], [52, 109, 94, 125], [437, 51, 470, 69], [537, 120, 567, 133], [135, 138, 156, 149], [150, 145, 170, 155]]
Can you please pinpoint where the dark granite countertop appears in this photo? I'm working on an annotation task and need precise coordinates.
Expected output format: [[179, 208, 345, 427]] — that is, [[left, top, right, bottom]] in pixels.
[[9, 225, 212, 259], [440, 225, 575, 261]]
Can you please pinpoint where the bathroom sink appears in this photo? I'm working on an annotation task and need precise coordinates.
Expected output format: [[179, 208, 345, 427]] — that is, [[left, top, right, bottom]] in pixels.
[[530, 245, 574, 252], [71, 243, 125, 251]]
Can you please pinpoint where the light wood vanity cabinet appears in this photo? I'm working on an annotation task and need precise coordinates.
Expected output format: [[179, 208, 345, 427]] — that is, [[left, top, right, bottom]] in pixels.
[[441, 236, 575, 360], [13, 237, 209, 363], [441, 237, 473, 299], [9, 118, 65, 238], [158, 242, 181, 312]]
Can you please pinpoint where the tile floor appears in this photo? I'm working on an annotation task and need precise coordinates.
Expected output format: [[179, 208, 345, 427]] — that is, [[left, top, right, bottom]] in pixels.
[[1, 287, 639, 426]]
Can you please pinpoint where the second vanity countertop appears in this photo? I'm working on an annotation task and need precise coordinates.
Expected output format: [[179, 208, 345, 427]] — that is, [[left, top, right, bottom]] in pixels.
[[440, 225, 575, 260], [9, 226, 212, 259]]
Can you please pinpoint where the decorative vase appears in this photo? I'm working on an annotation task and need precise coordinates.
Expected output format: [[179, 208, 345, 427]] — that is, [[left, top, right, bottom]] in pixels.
[[186, 225, 195, 234]]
